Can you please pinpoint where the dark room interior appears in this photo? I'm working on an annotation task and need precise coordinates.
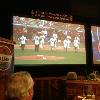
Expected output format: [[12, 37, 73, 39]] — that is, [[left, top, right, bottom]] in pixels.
[[0, 0, 100, 100]]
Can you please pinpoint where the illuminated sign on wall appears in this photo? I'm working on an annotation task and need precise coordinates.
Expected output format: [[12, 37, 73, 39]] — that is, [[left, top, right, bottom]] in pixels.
[[31, 10, 73, 22], [0, 45, 12, 71]]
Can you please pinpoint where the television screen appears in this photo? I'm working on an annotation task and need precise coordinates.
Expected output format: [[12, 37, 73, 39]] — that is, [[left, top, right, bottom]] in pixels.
[[91, 26, 100, 64], [13, 16, 86, 65]]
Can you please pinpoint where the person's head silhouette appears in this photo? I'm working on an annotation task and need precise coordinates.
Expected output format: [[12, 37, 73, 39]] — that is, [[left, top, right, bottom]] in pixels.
[[6, 71, 34, 100]]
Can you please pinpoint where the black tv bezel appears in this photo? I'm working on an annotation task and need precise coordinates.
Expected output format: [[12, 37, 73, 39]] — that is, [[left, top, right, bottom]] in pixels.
[[12, 13, 92, 77]]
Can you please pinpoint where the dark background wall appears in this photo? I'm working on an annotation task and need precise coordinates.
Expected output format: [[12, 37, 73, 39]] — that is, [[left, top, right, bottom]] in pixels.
[[0, 0, 100, 77]]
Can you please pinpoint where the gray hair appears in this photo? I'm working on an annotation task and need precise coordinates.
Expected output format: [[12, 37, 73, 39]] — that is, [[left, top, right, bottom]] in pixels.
[[6, 71, 34, 100]]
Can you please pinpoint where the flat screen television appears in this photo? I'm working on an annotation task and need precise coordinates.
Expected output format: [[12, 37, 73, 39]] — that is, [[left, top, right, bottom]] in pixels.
[[91, 26, 100, 64], [13, 16, 86, 66]]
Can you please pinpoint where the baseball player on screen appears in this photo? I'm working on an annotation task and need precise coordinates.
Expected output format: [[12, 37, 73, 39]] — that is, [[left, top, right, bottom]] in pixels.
[[48, 36, 55, 51], [19, 35, 27, 51], [63, 38, 71, 52], [73, 36, 80, 52], [33, 34, 40, 52]]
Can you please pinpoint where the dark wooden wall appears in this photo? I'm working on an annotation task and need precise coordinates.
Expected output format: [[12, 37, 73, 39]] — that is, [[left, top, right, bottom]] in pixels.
[[33, 76, 85, 100], [33, 77, 100, 100], [0, 78, 6, 100], [33, 76, 66, 100]]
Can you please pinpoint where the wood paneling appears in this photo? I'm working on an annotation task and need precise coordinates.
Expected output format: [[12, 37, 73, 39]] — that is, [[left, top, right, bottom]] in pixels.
[[33, 77, 100, 100]]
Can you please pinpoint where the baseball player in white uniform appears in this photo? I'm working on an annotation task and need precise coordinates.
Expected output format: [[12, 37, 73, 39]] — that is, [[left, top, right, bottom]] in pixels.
[[33, 35, 40, 52], [53, 33, 58, 48], [63, 38, 71, 52], [19, 35, 27, 51], [48, 37, 55, 51], [39, 35, 45, 48], [74, 37, 80, 52]]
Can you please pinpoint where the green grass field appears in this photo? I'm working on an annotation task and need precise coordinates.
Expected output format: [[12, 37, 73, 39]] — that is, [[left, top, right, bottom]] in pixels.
[[14, 49, 86, 65]]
